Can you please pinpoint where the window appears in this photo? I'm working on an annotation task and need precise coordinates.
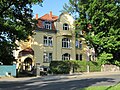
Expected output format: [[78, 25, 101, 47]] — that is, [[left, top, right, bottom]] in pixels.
[[62, 53, 70, 60], [44, 21, 51, 29], [76, 54, 82, 60], [48, 37, 52, 46], [44, 36, 48, 46], [63, 23, 69, 30], [43, 36, 53, 46], [76, 54, 78, 60], [76, 40, 82, 49], [43, 52, 52, 63], [62, 38, 71, 48], [80, 54, 82, 60]]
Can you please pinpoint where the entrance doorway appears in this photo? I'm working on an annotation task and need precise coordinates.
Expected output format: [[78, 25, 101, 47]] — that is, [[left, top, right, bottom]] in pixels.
[[24, 58, 32, 71]]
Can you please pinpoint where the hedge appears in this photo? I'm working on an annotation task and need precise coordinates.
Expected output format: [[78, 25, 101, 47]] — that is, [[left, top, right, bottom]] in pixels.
[[49, 61, 70, 74], [49, 60, 101, 74]]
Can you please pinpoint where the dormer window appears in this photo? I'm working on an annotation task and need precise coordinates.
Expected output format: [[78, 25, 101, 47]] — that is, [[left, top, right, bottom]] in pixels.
[[44, 21, 51, 29], [63, 23, 69, 30]]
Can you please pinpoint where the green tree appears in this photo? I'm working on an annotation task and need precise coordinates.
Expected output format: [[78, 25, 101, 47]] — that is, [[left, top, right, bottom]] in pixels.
[[0, 0, 43, 65], [63, 0, 120, 64]]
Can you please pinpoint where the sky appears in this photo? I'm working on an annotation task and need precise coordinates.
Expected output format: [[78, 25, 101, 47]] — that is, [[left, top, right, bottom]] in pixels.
[[32, 0, 69, 18]]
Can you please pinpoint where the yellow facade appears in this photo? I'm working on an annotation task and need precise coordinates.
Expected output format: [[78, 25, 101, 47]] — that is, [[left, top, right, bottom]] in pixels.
[[14, 12, 95, 72], [31, 13, 89, 71]]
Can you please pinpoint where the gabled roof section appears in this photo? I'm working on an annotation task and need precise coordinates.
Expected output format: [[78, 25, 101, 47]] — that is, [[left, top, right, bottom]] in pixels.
[[58, 12, 72, 22], [39, 11, 58, 21]]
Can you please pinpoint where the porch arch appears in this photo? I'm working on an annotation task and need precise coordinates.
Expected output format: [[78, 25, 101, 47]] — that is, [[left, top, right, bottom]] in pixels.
[[23, 57, 33, 71]]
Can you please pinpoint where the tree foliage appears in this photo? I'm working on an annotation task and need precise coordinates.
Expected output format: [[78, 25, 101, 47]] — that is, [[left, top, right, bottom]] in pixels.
[[0, 0, 43, 65], [64, 0, 120, 63]]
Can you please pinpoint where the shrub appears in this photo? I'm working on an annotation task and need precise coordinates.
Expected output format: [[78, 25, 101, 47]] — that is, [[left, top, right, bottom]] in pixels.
[[50, 61, 70, 74], [50, 60, 101, 74], [98, 52, 113, 65], [89, 61, 101, 72]]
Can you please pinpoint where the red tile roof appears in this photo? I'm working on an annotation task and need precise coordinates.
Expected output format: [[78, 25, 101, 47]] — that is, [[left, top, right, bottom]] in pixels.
[[19, 48, 34, 57], [37, 20, 44, 28], [36, 11, 58, 29], [39, 11, 58, 21]]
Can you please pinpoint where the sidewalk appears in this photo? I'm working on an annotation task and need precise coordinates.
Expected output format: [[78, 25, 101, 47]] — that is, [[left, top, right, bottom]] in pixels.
[[0, 71, 120, 81], [40, 71, 120, 80]]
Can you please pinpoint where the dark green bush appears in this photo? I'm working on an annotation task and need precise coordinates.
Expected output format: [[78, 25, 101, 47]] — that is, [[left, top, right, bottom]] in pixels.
[[50, 61, 70, 74], [50, 60, 101, 74]]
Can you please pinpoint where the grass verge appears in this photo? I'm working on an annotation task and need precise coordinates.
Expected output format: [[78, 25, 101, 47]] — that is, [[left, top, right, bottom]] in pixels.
[[80, 83, 120, 90]]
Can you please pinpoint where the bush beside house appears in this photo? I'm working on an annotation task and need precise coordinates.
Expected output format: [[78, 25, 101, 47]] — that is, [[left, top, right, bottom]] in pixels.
[[50, 61, 70, 74], [49, 60, 101, 74]]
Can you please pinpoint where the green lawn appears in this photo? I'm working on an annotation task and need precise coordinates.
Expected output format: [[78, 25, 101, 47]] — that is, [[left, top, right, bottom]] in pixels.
[[80, 83, 120, 90]]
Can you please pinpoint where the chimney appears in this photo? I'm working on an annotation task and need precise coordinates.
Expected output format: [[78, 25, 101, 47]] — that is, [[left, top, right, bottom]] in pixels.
[[50, 11, 52, 19], [36, 14, 38, 20]]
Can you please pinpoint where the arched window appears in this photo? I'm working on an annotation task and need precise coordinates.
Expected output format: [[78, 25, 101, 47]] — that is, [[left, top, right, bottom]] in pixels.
[[63, 23, 69, 30], [62, 53, 70, 60], [62, 38, 71, 48], [44, 21, 51, 29]]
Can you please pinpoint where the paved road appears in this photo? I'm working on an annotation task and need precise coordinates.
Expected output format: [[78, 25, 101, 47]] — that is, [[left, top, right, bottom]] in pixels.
[[0, 73, 120, 90]]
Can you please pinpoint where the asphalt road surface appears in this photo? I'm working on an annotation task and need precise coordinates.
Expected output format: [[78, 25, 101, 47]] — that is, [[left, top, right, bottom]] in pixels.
[[0, 73, 120, 90]]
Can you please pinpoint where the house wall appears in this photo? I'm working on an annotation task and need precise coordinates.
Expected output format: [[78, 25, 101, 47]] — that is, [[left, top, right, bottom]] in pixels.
[[14, 12, 91, 71], [56, 13, 76, 60], [32, 30, 56, 67], [76, 37, 87, 60], [32, 13, 88, 68]]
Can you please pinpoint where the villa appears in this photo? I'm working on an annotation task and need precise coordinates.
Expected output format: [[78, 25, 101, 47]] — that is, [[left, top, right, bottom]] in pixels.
[[13, 12, 95, 73]]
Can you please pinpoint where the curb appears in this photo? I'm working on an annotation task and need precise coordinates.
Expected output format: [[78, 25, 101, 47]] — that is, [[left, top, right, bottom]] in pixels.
[[40, 71, 120, 81], [0, 71, 120, 81]]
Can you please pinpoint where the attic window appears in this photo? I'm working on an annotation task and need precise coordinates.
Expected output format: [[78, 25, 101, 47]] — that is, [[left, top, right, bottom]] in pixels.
[[63, 23, 69, 30], [44, 21, 51, 29]]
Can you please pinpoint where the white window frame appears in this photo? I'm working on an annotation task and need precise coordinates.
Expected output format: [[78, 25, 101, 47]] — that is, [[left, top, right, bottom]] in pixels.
[[76, 40, 82, 49], [48, 37, 53, 46], [44, 21, 51, 29], [43, 36, 53, 46], [62, 53, 70, 60], [62, 38, 71, 48], [43, 52, 52, 63], [63, 23, 69, 30]]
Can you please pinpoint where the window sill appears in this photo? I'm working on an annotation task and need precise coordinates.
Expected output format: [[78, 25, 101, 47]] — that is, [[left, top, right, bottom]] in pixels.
[[62, 47, 72, 49], [44, 45, 53, 47], [76, 48, 82, 50], [43, 62, 50, 63]]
